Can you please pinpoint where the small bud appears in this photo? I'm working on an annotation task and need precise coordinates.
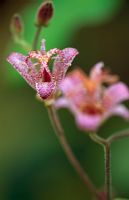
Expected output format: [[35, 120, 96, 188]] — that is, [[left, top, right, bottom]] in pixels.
[[35, 1, 54, 27], [10, 14, 24, 37]]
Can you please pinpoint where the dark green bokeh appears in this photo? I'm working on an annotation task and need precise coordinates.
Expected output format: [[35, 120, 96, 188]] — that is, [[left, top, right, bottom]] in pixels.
[[0, 0, 129, 199]]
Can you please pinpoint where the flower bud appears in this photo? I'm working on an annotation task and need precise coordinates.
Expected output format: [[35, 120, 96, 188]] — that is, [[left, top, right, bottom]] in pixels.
[[35, 1, 54, 27], [10, 14, 24, 37]]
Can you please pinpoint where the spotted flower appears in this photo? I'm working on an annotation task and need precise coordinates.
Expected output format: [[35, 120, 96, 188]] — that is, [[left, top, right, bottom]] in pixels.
[[55, 62, 129, 131], [7, 39, 78, 99]]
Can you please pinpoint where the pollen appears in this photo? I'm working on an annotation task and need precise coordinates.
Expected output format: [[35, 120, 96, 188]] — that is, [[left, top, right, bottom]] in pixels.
[[29, 51, 50, 64], [39, 55, 49, 63]]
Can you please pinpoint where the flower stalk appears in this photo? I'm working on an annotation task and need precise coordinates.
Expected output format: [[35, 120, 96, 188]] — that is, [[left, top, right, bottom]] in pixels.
[[89, 133, 112, 200], [47, 105, 100, 199], [104, 143, 111, 200], [33, 26, 42, 50], [14, 38, 31, 51], [107, 129, 129, 144]]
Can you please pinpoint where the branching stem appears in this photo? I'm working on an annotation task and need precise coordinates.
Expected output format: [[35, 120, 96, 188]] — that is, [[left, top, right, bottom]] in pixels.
[[90, 133, 112, 200]]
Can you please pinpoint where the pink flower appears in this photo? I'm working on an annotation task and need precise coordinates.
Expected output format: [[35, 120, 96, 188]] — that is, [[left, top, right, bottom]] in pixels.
[[7, 39, 78, 99], [55, 63, 129, 131]]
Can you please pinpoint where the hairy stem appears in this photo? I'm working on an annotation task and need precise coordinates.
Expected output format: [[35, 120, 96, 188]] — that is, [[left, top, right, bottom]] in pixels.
[[107, 129, 129, 144], [47, 105, 100, 198], [33, 26, 42, 50], [104, 144, 111, 200], [89, 133, 112, 200]]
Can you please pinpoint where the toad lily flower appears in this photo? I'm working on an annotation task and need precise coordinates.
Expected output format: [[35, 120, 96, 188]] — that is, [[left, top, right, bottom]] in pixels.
[[55, 63, 129, 131], [7, 39, 78, 100]]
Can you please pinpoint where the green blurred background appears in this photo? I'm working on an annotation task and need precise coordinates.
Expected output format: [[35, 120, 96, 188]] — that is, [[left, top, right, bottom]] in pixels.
[[1, 0, 129, 199]]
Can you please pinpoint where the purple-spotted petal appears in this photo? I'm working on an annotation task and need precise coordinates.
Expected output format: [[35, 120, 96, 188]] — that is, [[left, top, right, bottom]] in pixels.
[[103, 82, 129, 109], [53, 48, 78, 83], [61, 48, 79, 66], [75, 113, 102, 131], [7, 52, 36, 88], [36, 81, 55, 99], [104, 104, 129, 120]]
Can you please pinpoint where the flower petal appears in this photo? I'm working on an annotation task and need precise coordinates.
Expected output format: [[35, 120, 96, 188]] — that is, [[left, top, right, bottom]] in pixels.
[[103, 82, 129, 109], [60, 69, 87, 95], [7, 52, 36, 88], [53, 48, 78, 83], [75, 113, 102, 131], [55, 97, 102, 131], [104, 104, 129, 120], [55, 97, 69, 108], [59, 76, 76, 94], [36, 81, 55, 99], [42, 67, 51, 82], [90, 62, 118, 84], [90, 62, 104, 80]]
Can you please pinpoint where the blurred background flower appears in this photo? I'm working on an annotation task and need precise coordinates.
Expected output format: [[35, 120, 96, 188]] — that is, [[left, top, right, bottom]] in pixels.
[[0, 0, 129, 199]]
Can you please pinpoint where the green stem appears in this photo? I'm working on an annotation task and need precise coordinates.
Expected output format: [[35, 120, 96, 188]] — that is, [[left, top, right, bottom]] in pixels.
[[47, 105, 100, 199], [14, 37, 31, 51], [107, 129, 129, 144], [89, 133, 107, 146], [104, 144, 111, 200], [89, 133, 112, 200], [33, 26, 42, 50]]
